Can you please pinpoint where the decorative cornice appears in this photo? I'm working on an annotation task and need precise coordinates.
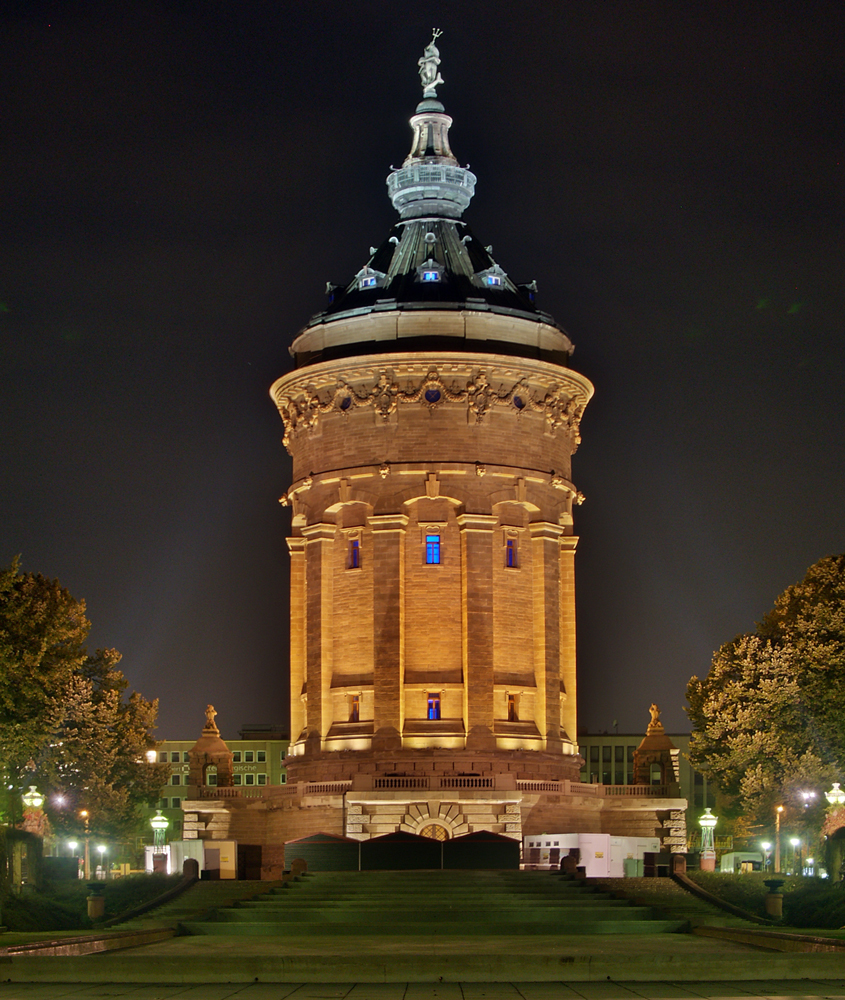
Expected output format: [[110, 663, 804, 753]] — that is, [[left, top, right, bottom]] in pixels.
[[272, 356, 591, 453]]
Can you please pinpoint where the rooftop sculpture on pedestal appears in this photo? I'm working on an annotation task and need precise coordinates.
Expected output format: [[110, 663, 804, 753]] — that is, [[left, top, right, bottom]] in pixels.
[[418, 29, 444, 98]]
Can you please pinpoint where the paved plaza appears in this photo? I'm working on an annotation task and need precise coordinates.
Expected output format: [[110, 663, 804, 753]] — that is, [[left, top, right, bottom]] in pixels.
[[2, 981, 845, 1000]]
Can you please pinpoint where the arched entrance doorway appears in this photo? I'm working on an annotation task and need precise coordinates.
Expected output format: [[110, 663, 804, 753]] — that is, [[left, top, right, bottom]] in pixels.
[[419, 823, 450, 841]]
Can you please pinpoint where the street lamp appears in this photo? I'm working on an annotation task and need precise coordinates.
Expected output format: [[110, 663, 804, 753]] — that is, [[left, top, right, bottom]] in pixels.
[[699, 807, 718, 871], [21, 786, 44, 811], [775, 805, 784, 873], [826, 783, 845, 807], [801, 790, 816, 809], [150, 809, 170, 850], [20, 785, 46, 839], [96, 845, 107, 880], [79, 810, 90, 880], [790, 837, 801, 876], [761, 841, 772, 872]]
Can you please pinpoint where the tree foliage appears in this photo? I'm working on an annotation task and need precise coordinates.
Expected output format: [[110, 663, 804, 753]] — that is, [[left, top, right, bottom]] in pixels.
[[686, 554, 845, 829], [0, 559, 168, 839]]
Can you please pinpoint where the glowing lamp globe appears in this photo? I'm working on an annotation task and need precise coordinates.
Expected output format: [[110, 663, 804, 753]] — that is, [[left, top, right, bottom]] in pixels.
[[826, 782, 845, 807], [699, 807, 718, 832], [21, 785, 44, 810], [150, 809, 170, 848]]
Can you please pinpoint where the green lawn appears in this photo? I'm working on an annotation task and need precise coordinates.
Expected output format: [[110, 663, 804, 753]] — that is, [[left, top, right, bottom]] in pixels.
[[686, 870, 845, 928]]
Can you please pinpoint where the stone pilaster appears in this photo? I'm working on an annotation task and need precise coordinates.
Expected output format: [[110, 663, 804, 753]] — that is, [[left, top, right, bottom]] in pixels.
[[559, 535, 579, 746], [301, 523, 336, 753], [530, 521, 564, 755], [368, 513, 408, 751], [458, 513, 497, 751], [286, 536, 306, 747]]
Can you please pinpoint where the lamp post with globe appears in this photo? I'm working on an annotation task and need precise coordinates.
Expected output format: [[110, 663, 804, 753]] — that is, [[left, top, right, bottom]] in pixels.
[[96, 844, 107, 880], [20, 785, 45, 838], [150, 810, 169, 849], [789, 837, 801, 875], [79, 810, 90, 880], [826, 782, 845, 808], [775, 805, 784, 872], [699, 807, 718, 871], [825, 783, 845, 882], [150, 810, 170, 873]]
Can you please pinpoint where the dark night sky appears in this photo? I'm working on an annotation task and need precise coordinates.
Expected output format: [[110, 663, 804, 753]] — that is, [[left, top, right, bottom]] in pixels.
[[2, 1, 843, 740]]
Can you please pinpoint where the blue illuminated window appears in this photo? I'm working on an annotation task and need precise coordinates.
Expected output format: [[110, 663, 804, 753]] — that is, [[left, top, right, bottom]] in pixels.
[[506, 538, 517, 568], [360, 275, 377, 288], [486, 275, 502, 286], [427, 693, 441, 720], [350, 695, 360, 723], [425, 534, 441, 564], [350, 539, 360, 569], [423, 270, 440, 282]]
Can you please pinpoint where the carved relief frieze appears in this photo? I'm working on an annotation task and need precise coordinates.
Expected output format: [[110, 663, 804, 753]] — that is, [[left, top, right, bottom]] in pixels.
[[273, 359, 590, 451]]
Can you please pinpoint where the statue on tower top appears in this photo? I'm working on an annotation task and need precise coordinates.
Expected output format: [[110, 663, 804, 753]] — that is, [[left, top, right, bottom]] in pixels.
[[418, 29, 444, 98]]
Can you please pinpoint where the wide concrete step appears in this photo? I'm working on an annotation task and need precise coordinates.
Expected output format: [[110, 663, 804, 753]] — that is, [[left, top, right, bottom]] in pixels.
[[239, 898, 631, 912], [180, 917, 688, 936], [175, 871, 686, 940], [214, 905, 649, 924], [267, 886, 611, 900], [261, 889, 620, 902]]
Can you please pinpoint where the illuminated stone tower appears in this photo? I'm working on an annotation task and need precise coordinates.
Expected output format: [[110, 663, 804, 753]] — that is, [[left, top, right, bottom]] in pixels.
[[270, 35, 594, 840]]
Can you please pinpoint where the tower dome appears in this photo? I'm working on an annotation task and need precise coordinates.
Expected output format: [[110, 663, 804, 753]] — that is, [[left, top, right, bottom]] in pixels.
[[270, 34, 594, 842], [289, 34, 573, 371]]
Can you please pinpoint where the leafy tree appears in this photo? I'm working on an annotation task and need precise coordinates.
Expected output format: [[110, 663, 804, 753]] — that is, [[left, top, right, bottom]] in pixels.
[[0, 559, 168, 840], [686, 554, 845, 834]]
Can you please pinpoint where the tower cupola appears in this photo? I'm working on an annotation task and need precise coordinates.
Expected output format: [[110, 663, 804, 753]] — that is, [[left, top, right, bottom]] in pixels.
[[387, 31, 476, 220], [289, 33, 574, 369]]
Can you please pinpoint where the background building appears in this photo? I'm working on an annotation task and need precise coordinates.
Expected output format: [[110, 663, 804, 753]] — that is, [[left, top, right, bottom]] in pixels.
[[578, 730, 716, 838], [142, 725, 288, 842]]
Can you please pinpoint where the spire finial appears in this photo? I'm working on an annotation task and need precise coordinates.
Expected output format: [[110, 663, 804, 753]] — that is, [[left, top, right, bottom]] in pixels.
[[418, 29, 445, 98]]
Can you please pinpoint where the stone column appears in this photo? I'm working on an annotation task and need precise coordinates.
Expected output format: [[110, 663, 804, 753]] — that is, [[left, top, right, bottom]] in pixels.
[[559, 535, 579, 746], [368, 513, 408, 751], [286, 536, 306, 747], [301, 522, 336, 754], [530, 521, 564, 755], [458, 513, 497, 751]]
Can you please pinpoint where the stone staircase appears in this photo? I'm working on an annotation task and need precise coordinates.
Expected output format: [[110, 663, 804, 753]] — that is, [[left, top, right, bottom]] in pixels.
[[593, 877, 763, 928], [179, 870, 688, 937], [109, 879, 274, 930]]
